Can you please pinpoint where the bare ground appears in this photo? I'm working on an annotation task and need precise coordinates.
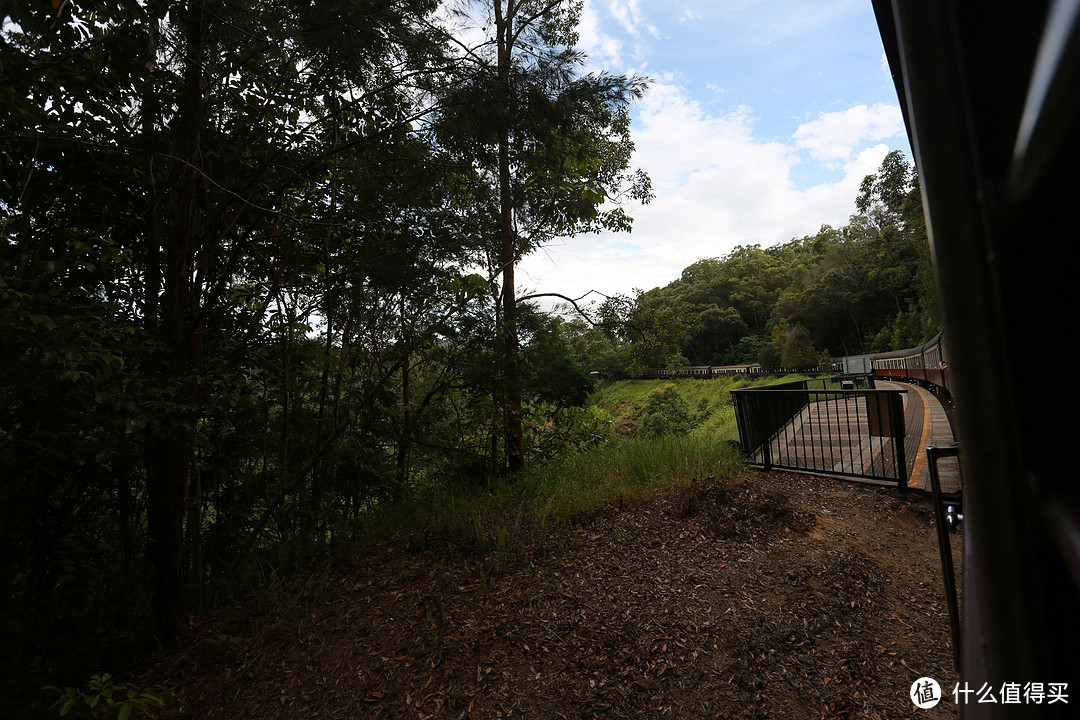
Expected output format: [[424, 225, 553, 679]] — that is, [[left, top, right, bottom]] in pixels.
[[140, 471, 961, 720]]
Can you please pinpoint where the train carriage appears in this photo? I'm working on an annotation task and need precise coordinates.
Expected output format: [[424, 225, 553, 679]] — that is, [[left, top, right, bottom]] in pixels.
[[849, 332, 950, 396], [631, 363, 763, 380]]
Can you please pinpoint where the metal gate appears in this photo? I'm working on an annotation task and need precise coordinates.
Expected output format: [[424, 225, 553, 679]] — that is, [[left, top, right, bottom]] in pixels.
[[732, 377, 908, 487]]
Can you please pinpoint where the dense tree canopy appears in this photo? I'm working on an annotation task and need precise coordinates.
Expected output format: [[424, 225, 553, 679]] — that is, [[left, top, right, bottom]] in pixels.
[[0, 0, 646, 650]]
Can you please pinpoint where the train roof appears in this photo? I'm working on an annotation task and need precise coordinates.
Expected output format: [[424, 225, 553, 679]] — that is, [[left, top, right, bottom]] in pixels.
[[871, 332, 944, 360]]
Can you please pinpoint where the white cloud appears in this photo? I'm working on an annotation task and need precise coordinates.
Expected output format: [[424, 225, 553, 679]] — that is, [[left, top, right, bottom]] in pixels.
[[792, 103, 903, 164], [518, 84, 896, 306], [680, 8, 701, 24], [578, 1, 624, 67], [606, 0, 657, 38], [515, 1, 910, 309]]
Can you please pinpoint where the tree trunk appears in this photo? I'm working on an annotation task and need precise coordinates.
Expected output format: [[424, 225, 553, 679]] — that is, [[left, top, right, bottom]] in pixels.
[[397, 295, 412, 490], [146, 420, 193, 640], [496, 0, 524, 474], [145, 0, 208, 642], [185, 447, 203, 609]]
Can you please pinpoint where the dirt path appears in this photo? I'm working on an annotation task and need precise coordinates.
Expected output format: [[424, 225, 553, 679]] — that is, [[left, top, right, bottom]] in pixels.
[[147, 471, 961, 719]]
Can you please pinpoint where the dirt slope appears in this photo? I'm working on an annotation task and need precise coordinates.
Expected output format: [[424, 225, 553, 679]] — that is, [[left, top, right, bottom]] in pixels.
[[147, 471, 960, 719]]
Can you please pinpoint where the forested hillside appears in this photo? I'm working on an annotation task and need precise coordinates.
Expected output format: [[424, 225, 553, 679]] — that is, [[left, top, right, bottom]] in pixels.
[[570, 151, 939, 374]]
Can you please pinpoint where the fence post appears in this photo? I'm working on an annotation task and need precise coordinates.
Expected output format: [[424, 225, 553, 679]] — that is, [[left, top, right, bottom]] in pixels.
[[892, 392, 908, 490]]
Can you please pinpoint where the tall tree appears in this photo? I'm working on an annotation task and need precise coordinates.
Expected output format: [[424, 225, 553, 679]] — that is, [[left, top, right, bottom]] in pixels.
[[1, 0, 462, 641], [438, 0, 650, 472]]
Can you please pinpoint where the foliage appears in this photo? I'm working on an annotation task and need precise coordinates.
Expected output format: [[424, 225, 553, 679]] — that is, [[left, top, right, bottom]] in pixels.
[[524, 403, 617, 464], [519, 306, 596, 406], [0, 0, 650, 674], [389, 433, 743, 569], [637, 386, 713, 438], [756, 321, 822, 371], [45, 675, 171, 719]]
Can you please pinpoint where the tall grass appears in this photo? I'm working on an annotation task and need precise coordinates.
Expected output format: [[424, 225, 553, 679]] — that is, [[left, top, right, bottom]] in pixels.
[[524, 433, 741, 513], [370, 434, 744, 570], [691, 401, 738, 441], [359, 375, 820, 569]]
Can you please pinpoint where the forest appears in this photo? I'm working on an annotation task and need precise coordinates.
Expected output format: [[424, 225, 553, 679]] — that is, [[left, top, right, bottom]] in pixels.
[[0, 0, 939, 700]]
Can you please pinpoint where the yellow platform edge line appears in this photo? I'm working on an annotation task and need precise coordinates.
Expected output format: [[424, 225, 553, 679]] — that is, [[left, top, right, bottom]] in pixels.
[[908, 383, 931, 489]]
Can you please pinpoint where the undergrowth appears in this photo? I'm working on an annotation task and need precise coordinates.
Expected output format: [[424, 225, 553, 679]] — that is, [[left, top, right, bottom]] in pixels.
[[366, 376, 823, 569], [373, 434, 745, 570], [588, 375, 812, 440]]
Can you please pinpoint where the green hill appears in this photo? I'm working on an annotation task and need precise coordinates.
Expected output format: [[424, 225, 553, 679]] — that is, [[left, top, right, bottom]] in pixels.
[[587, 374, 809, 441]]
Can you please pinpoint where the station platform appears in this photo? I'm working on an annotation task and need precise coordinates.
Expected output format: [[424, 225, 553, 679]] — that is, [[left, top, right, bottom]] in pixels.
[[743, 378, 961, 494], [877, 380, 961, 494]]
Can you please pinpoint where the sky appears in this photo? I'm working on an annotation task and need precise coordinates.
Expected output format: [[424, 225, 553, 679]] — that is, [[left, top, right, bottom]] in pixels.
[[516, 0, 911, 309]]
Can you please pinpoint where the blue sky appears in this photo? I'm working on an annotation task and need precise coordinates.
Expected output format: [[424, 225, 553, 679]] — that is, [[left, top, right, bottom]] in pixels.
[[517, 0, 911, 307]]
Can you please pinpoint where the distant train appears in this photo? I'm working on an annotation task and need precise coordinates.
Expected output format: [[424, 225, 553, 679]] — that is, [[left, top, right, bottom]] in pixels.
[[630, 332, 950, 393], [630, 363, 764, 380]]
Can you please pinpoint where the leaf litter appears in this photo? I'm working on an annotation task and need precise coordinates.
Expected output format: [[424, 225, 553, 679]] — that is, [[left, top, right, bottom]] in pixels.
[[147, 471, 960, 719]]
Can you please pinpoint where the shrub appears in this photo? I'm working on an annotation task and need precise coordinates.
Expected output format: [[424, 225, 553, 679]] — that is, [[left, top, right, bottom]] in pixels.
[[45, 674, 171, 719], [637, 386, 712, 437]]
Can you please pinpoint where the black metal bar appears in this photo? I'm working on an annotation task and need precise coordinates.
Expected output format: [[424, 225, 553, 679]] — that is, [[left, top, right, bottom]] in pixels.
[[760, 398, 772, 471], [928, 444, 961, 669], [842, 390, 851, 474], [893, 393, 908, 490]]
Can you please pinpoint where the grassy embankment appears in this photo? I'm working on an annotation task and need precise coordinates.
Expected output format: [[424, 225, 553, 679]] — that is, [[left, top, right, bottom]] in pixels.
[[587, 374, 807, 440], [376, 374, 805, 569]]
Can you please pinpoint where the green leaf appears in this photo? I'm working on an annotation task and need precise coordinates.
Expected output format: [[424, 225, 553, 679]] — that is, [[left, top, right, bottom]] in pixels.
[[142, 690, 166, 706], [29, 313, 57, 329]]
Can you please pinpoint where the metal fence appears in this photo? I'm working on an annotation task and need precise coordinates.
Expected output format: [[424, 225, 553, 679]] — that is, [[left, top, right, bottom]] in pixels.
[[731, 377, 909, 487]]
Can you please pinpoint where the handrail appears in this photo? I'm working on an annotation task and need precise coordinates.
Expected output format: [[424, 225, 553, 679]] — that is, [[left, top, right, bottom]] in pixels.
[[927, 443, 962, 669]]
